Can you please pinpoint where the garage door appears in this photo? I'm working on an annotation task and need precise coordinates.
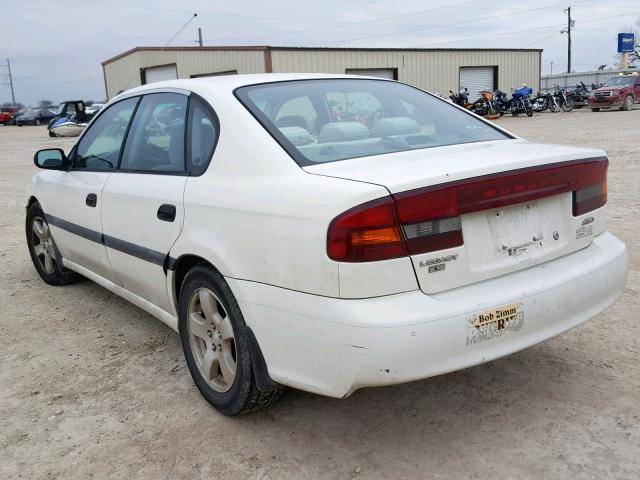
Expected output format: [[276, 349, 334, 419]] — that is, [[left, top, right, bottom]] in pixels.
[[345, 68, 397, 80], [459, 67, 495, 102], [143, 64, 178, 84]]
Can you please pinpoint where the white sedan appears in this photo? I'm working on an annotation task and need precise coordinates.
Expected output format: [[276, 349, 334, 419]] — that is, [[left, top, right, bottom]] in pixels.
[[26, 74, 628, 415]]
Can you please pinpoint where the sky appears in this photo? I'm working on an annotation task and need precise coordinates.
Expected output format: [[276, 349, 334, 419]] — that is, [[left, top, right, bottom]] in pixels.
[[2, 0, 639, 106]]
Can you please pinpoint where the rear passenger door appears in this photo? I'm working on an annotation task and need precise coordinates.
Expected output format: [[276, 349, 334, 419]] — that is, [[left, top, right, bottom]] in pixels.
[[101, 92, 190, 313], [101, 92, 218, 314]]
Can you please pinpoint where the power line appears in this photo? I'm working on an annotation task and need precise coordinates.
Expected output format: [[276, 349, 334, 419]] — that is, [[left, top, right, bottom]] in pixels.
[[50, 0, 490, 30], [523, 30, 562, 48], [316, 0, 594, 45], [118, 13, 198, 92], [410, 24, 565, 48]]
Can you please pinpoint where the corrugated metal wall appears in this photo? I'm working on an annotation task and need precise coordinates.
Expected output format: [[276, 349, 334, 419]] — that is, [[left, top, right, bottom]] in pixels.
[[103, 49, 265, 99], [541, 69, 630, 89], [103, 51, 141, 99], [271, 49, 540, 95], [103, 48, 540, 99]]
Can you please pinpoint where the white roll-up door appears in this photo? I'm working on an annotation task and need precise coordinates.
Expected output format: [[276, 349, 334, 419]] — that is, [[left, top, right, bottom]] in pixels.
[[459, 67, 495, 102], [346, 68, 396, 80], [144, 64, 178, 84]]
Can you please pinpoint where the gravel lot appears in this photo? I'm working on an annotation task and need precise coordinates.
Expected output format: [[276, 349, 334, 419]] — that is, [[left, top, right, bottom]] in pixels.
[[1, 109, 638, 480]]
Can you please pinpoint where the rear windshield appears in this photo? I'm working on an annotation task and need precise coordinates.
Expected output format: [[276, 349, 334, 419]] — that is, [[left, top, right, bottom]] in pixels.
[[235, 79, 510, 166]]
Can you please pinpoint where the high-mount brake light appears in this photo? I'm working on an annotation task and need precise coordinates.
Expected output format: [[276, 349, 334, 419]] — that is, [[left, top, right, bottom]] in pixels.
[[327, 158, 608, 262]]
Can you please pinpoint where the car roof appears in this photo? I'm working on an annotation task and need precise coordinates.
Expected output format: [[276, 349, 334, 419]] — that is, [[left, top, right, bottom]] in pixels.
[[114, 73, 393, 100]]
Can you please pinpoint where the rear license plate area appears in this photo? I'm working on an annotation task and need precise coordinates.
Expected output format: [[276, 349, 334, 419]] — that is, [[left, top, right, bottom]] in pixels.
[[488, 203, 542, 256]]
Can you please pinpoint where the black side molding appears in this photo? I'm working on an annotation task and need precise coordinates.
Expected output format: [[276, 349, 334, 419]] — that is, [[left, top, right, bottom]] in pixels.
[[44, 213, 178, 271]]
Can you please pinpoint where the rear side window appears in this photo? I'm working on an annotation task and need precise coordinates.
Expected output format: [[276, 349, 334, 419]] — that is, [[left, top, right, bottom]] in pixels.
[[120, 93, 188, 173], [236, 79, 510, 166], [74, 97, 139, 170], [187, 96, 218, 175]]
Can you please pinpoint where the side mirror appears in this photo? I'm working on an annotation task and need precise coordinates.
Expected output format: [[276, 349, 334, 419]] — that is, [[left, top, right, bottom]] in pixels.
[[34, 148, 66, 170]]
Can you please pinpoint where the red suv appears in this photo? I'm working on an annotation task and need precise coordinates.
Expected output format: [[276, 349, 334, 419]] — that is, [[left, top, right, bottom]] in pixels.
[[589, 73, 640, 111], [0, 107, 19, 125]]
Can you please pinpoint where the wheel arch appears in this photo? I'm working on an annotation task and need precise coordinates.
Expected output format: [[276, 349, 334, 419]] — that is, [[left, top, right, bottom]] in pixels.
[[171, 254, 223, 308], [171, 253, 278, 392]]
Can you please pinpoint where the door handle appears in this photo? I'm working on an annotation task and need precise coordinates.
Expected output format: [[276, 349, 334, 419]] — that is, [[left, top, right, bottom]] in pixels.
[[86, 193, 97, 207], [157, 204, 176, 222]]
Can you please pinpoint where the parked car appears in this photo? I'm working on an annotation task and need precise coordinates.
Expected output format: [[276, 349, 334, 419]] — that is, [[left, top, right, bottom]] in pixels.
[[16, 108, 57, 126], [0, 107, 19, 125], [589, 73, 640, 111], [26, 74, 628, 415], [9, 107, 27, 125]]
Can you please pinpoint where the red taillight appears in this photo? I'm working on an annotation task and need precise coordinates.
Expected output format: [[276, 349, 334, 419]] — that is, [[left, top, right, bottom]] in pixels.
[[327, 197, 407, 262], [573, 162, 607, 216], [328, 158, 608, 262]]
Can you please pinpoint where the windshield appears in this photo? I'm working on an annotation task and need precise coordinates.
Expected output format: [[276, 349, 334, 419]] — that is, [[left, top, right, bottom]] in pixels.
[[235, 79, 510, 166], [24, 108, 40, 115], [604, 76, 635, 87]]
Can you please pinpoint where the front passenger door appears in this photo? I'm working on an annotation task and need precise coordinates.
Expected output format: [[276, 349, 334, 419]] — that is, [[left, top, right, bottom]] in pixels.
[[43, 97, 139, 282]]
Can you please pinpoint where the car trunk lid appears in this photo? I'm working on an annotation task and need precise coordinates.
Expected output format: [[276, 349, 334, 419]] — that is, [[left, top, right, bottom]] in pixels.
[[308, 140, 608, 293]]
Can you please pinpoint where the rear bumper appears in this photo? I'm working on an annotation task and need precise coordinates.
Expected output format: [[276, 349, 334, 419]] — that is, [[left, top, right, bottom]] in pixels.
[[229, 232, 627, 398]]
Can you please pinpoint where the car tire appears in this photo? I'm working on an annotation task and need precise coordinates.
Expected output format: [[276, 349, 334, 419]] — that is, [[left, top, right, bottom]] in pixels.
[[622, 95, 633, 111], [48, 130, 57, 137], [26, 202, 81, 286], [178, 264, 283, 415], [591, 108, 600, 112]]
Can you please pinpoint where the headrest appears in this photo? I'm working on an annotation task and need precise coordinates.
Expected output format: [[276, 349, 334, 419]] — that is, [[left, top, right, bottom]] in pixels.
[[279, 126, 313, 146], [370, 117, 420, 137], [318, 122, 369, 143]]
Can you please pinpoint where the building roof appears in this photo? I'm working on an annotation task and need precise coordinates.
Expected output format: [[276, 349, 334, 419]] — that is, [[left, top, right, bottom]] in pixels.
[[102, 45, 543, 66]]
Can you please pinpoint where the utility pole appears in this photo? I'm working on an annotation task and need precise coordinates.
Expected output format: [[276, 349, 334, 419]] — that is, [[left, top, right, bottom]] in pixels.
[[550, 61, 554, 75], [2, 58, 16, 106], [565, 6, 572, 73], [197, 28, 203, 47]]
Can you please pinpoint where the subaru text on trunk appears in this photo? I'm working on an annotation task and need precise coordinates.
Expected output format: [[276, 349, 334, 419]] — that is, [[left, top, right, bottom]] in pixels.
[[26, 74, 628, 415]]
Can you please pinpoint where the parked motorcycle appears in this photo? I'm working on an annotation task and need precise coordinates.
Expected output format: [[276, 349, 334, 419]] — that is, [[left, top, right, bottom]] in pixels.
[[470, 89, 501, 117], [449, 88, 469, 107], [567, 82, 590, 109], [494, 89, 511, 115], [553, 85, 575, 112], [510, 85, 533, 117], [531, 90, 561, 113]]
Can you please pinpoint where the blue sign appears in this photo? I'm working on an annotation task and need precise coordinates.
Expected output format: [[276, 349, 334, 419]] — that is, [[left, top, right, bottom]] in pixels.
[[618, 33, 635, 53]]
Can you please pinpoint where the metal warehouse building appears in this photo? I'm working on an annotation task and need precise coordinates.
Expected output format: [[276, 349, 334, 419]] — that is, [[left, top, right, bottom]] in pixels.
[[102, 46, 542, 101]]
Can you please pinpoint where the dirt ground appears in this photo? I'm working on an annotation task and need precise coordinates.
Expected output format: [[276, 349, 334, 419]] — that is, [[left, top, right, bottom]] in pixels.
[[1, 108, 638, 480]]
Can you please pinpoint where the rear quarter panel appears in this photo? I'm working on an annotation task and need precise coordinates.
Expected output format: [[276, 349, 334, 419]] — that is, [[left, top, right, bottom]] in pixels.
[[169, 95, 397, 298]]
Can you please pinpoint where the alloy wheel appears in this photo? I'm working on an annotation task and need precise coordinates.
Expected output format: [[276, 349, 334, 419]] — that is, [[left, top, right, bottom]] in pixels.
[[624, 96, 633, 111], [31, 216, 56, 274], [187, 288, 237, 392]]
